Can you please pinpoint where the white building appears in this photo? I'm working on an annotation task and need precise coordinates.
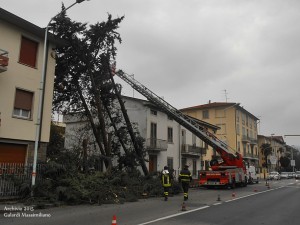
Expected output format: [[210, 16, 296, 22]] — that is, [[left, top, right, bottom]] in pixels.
[[64, 96, 219, 178]]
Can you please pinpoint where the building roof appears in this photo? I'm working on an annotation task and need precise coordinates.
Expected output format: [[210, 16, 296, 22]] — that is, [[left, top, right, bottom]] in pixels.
[[0, 7, 64, 45], [181, 102, 237, 111], [258, 135, 286, 145], [122, 95, 219, 131], [268, 136, 285, 144], [181, 101, 260, 121]]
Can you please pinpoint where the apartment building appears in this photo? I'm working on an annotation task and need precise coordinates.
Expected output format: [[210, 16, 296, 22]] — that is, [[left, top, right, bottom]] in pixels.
[[258, 135, 286, 174], [63, 96, 219, 178], [0, 8, 60, 163], [181, 102, 260, 168]]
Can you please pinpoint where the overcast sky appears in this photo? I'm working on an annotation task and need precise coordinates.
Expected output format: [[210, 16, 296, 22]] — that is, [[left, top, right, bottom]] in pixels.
[[2, 0, 300, 147]]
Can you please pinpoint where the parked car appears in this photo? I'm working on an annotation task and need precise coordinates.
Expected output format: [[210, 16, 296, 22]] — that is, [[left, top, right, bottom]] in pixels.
[[288, 172, 295, 179], [267, 171, 281, 180], [295, 171, 300, 180], [280, 172, 289, 179]]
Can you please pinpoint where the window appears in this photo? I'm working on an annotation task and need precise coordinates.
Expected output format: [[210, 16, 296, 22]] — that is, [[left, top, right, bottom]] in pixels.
[[150, 109, 157, 116], [150, 123, 157, 147], [19, 36, 38, 68], [243, 143, 247, 156], [167, 115, 173, 120], [202, 110, 209, 119], [181, 158, 187, 169], [167, 127, 173, 143], [192, 159, 197, 176], [192, 134, 196, 146], [242, 113, 245, 125], [242, 127, 246, 136], [13, 89, 33, 119], [205, 142, 208, 150], [167, 157, 174, 170]]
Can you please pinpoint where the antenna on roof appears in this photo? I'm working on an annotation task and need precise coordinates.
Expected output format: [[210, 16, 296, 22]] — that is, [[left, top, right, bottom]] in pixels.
[[223, 90, 229, 102]]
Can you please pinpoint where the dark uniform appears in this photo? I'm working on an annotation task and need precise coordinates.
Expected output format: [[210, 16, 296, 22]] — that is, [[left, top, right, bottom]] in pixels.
[[161, 166, 172, 201], [179, 165, 192, 201]]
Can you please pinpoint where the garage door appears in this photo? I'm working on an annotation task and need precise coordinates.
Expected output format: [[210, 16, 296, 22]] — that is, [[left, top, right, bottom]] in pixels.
[[0, 143, 27, 163]]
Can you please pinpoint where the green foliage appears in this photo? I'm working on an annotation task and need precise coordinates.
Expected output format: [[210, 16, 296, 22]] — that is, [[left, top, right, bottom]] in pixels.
[[260, 143, 272, 168], [47, 123, 65, 160], [32, 166, 170, 205], [260, 143, 272, 157], [280, 156, 290, 168]]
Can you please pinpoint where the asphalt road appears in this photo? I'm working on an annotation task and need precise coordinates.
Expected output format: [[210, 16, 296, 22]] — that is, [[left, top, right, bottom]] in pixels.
[[1, 179, 299, 225], [142, 180, 300, 225]]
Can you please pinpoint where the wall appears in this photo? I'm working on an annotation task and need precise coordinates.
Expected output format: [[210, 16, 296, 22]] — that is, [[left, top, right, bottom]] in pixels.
[[0, 18, 55, 163]]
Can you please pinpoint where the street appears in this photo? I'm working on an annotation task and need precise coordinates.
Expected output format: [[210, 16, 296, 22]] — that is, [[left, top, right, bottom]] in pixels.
[[1, 179, 299, 225]]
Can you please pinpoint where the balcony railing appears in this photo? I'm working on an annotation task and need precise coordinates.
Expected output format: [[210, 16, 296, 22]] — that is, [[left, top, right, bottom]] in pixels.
[[242, 135, 250, 143], [146, 138, 167, 151], [181, 144, 206, 156], [0, 49, 9, 73], [243, 152, 259, 160], [250, 138, 257, 145]]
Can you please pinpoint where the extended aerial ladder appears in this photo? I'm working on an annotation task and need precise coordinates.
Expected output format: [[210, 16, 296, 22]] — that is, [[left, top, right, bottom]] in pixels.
[[116, 70, 245, 171]]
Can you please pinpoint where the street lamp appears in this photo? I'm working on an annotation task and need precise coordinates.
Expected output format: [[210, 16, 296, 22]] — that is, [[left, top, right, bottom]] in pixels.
[[32, 0, 88, 188]]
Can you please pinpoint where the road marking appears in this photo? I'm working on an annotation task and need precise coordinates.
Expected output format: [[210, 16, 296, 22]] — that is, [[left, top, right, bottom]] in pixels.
[[213, 202, 222, 206], [136, 206, 210, 225], [137, 185, 289, 225], [225, 186, 286, 203]]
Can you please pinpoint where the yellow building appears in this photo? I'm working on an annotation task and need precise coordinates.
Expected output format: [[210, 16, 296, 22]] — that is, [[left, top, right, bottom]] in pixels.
[[181, 102, 260, 167], [258, 135, 286, 175], [0, 8, 59, 163]]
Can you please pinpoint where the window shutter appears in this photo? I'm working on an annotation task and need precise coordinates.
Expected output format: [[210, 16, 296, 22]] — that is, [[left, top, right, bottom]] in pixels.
[[19, 36, 38, 67], [14, 89, 33, 110]]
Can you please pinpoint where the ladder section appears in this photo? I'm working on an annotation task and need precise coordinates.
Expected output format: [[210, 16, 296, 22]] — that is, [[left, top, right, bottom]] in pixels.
[[116, 71, 234, 155]]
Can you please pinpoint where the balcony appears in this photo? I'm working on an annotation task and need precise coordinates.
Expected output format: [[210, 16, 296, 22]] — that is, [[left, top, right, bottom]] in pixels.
[[243, 152, 259, 160], [181, 144, 206, 157], [241, 135, 250, 143], [0, 49, 9, 73], [146, 138, 167, 152], [250, 138, 257, 145]]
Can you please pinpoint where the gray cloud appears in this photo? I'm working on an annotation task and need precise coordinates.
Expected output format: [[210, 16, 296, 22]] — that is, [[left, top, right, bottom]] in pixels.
[[2, 0, 299, 146]]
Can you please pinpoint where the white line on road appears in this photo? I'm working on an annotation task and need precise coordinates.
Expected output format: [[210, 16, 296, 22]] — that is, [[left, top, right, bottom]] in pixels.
[[225, 186, 286, 203], [136, 206, 210, 225], [213, 202, 222, 206], [137, 185, 288, 225]]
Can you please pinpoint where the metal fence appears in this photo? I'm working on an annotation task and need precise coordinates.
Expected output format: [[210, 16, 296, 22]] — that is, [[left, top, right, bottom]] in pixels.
[[0, 163, 58, 198]]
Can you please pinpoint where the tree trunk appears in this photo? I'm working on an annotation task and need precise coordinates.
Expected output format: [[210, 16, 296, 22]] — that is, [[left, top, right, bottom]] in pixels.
[[108, 70, 149, 176]]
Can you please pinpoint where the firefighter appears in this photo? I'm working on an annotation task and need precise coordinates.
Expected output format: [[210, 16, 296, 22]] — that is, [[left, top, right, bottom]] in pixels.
[[179, 164, 192, 201], [161, 166, 172, 201]]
